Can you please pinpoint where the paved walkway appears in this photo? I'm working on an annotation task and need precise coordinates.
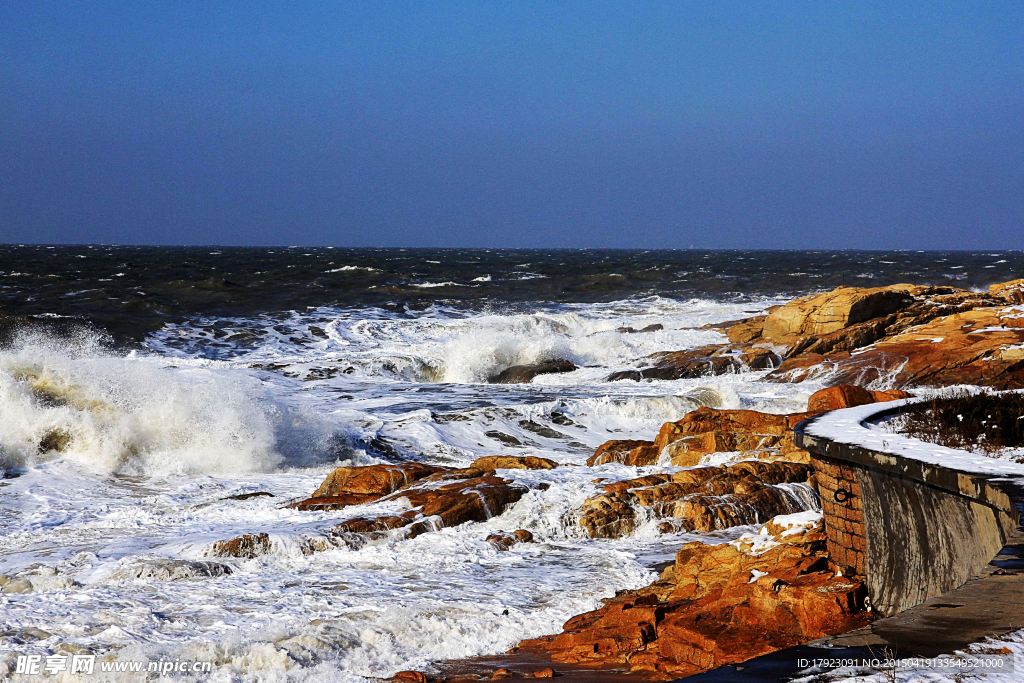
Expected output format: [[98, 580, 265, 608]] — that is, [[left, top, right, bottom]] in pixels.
[[816, 528, 1024, 657]]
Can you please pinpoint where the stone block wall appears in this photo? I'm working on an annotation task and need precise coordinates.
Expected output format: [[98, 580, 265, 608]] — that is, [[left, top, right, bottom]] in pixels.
[[811, 455, 866, 577]]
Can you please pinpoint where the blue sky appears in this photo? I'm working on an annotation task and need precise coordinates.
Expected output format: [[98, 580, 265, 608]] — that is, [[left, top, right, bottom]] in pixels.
[[1, 1, 1022, 248]]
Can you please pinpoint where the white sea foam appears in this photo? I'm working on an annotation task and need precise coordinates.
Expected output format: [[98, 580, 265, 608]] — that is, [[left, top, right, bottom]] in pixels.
[[0, 297, 839, 681], [0, 332, 348, 476]]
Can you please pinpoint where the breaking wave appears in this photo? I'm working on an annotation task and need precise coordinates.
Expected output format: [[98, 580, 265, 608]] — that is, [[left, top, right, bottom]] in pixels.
[[0, 331, 348, 476]]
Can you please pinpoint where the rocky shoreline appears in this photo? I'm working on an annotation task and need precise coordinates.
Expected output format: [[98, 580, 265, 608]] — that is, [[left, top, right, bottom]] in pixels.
[[203, 278, 1024, 681]]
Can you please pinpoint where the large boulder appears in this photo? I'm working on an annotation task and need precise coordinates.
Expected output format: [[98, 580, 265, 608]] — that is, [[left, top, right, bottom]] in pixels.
[[990, 278, 1024, 304], [518, 518, 869, 680], [654, 407, 814, 466], [471, 455, 558, 470], [586, 439, 660, 467], [578, 461, 814, 538], [761, 285, 914, 345], [300, 463, 447, 508], [806, 385, 912, 413]]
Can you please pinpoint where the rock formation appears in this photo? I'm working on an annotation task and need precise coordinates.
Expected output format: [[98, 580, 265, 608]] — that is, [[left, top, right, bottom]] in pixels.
[[517, 519, 869, 680], [489, 360, 577, 384], [470, 455, 558, 470], [609, 282, 1024, 389], [769, 306, 1024, 388], [607, 345, 780, 381], [587, 384, 908, 469], [486, 529, 534, 550], [326, 472, 528, 544], [578, 461, 815, 538]]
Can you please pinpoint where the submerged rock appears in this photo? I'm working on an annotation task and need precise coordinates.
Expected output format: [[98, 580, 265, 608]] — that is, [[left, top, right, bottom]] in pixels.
[[806, 385, 911, 413], [518, 519, 868, 680], [606, 345, 781, 382], [489, 360, 577, 384], [487, 529, 534, 551], [207, 533, 272, 559], [328, 475, 529, 544], [586, 439, 660, 467], [111, 560, 233, 581], [578, 461, 815, 538]]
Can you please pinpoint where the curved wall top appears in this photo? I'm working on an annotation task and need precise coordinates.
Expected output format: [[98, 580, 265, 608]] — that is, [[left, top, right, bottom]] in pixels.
[[795, 400, 1023, 616]]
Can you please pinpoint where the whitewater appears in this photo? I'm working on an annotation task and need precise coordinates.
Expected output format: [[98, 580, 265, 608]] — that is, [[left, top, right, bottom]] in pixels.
[[0, 293, 840, 681]]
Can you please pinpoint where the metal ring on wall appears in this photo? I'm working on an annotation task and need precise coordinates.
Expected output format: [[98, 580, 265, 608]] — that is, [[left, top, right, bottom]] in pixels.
[[834, 488, 851, 503]]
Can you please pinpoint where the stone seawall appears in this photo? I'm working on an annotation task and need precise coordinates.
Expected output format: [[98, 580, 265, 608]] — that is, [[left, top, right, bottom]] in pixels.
[[795, 403, 1023, 617]]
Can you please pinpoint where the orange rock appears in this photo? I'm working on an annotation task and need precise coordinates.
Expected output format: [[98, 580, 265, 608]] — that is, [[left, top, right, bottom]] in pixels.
[[771, 307, 1024, 389], [297, 463, 447, 510], [806, 385, 912, 412], [391, 672, 430, 683], [519, 520, 868, 680], [487, 529, 534, 550], [471, 456, 558, 470], [761, 285, 914, 345], [207, 533, 271, 559], [990, 278, 1024, 304], [586, 439, 659, 467], [655, 407, 814, 466], [578, 461, 814, 538]]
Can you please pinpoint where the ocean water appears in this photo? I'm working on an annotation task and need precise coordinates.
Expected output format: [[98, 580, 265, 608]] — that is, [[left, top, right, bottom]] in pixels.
[[0, 248, 1020, 681]]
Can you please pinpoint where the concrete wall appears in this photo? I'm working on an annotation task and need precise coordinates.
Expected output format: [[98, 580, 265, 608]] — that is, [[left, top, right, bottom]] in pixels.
[[797, 411, 1021, 617]]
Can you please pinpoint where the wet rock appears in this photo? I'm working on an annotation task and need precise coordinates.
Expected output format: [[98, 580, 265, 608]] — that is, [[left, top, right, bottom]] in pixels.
[[606, 345, 737, 381], [586, 439, 659, 467], [112, 560, 233, 581], [487, 529, 534, 551], [489, 360, 577, 384], [471, 456, 558, 470], [328, 475, 529, 544], [578, 461, 815, 538], [616, 324, 664, 333], [655, 407, 815, 466], [207, 532, 272, 559], [485, 431, 530, 447], [292, 463, 447, 510], [224, 491, 275, 501], [391, 671, 431, 683], [549, 413, 576, 427], [38, 428, 72, 453], [518, 420, 569, 439], [607, 344, 781, 381], [519, 520, 868, 680]]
